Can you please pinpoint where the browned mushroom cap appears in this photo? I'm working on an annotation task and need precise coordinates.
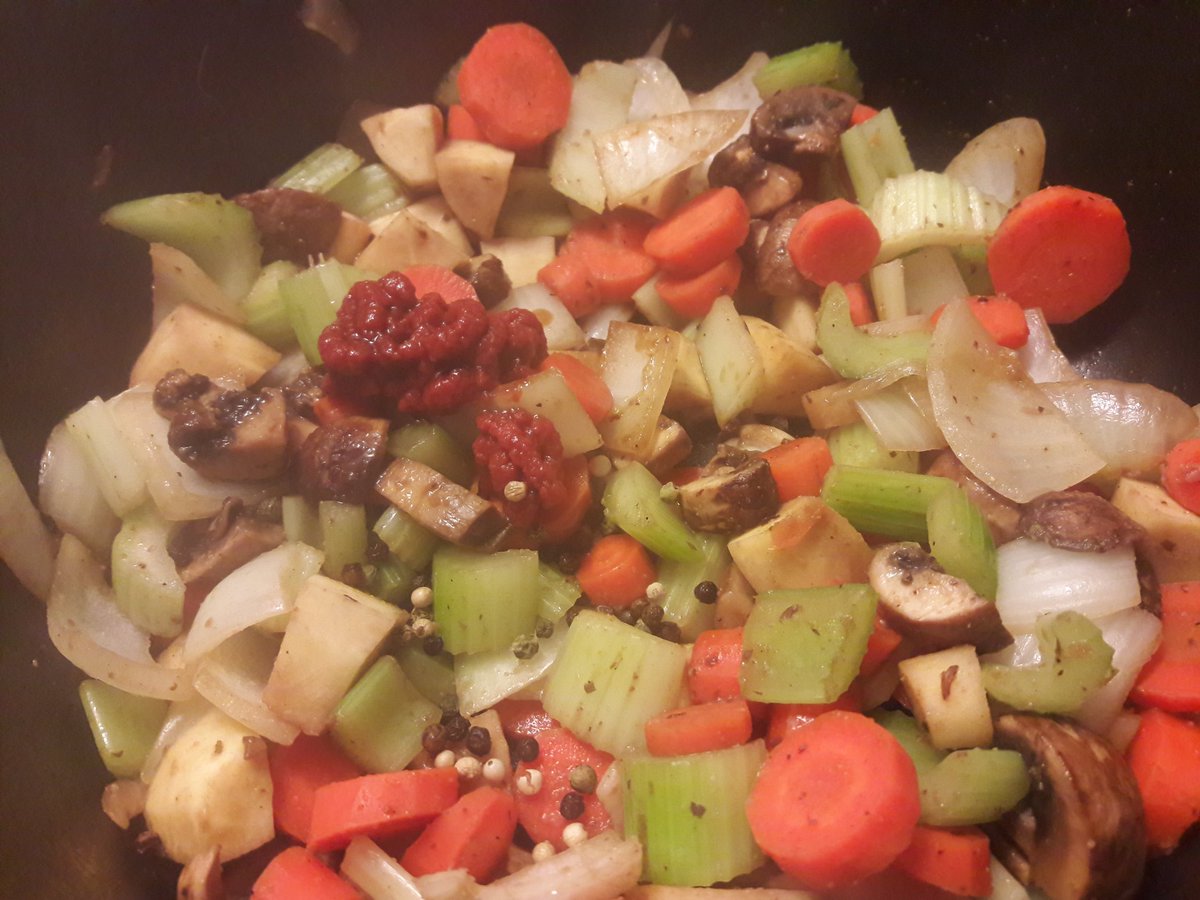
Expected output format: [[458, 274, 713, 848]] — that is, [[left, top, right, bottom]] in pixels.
[[1019, 490, 1145, 553], [164, 383, 289, 483], [376, 457, 509, 549], [709, 134, 805, 218], [645, 416, 693, 481], [750, 86, 857, 167], [453, 254, 512, 308], [751, 199, 819, 298], [234, 187, 341, 265], [679, 456, 780, 535], [297, 416, 390, 504], [926, 449, 1022, 544], [988, 714, 1146, 900], [868, 542, 1012, 654]]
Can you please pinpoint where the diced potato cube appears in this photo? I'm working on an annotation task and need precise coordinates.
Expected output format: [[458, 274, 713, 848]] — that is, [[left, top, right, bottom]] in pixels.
[[898, 645, 993, 750]]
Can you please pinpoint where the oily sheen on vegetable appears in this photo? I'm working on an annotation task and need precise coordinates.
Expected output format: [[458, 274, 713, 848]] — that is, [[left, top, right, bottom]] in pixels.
[[4, 17, 1200, 900]]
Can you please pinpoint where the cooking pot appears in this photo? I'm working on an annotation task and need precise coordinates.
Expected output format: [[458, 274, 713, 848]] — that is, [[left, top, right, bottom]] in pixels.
[[2, 1, 1197, 896]]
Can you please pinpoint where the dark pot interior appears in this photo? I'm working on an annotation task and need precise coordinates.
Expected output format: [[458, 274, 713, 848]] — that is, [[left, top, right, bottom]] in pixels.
[[2, 1, 1198, 896]]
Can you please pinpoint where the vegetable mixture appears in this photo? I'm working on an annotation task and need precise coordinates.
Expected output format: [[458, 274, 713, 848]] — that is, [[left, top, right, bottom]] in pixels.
[[5, 19, 1200, 900]]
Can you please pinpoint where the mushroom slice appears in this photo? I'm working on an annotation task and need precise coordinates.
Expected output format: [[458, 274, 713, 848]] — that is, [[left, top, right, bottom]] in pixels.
[[926, 449, 1022, 544], [645, 416, 693, 481], [751, 199, 819, 298], [749, 86, 857, 166], [708, 134, 804, 217], [1018, 490, 1144, 553], [678, 456, 779, 534], [376, 457, 509, 550], [869, 542, 1012, 653], [989, 714, 1146, 900]]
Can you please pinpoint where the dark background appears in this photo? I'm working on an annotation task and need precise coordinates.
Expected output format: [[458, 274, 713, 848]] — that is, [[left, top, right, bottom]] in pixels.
[[1, 1, 1198, 896]]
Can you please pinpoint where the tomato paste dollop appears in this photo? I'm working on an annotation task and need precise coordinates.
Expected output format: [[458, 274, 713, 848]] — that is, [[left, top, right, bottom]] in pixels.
[[318, 272, 547, 417], [473, 408, 567, 530]]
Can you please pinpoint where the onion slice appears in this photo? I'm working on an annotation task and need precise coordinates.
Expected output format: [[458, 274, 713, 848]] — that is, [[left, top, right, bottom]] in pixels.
[[927, 300, 1104, 502], [477, 830, 643, 900], [341, 837, 424, 900], [193, 630, 299, 746], [1017, 308, 1078, 384], [47, 535, 192, 700]]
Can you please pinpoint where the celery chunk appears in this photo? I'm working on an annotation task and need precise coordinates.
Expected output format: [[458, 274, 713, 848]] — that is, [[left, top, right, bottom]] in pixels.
[[927, 484, 998, 600], [111, 506, 185, 638], [432, 546, 540, 655], [740, 585, 877, 704], [919, 748, 1031, 826], [821, 465, 953, 542], [280, 258, 371, 364], [79, 680, 170, 779], [282, 495, 321, 547], [271, 142, 362, 194], [319, 501, 368, 579], [841, 108, 915, 207], [373, 506, 440, 571], [624, 741, 767, 886], [656, 531, 728, 641], [828, 421, 920, 473], [871, 171, 1007, 263], [871, 709, 945, 776], [241, 260, 300, 350], [754, 41, 862, 98], [603, 463, 705, 563], [326, 162, 409, 220], [387, 421, 474, 487], [538, 563, 582, 623], [816, 282, 929, 379], [395, 640, 457, 711], [333, 656, 441, 772]]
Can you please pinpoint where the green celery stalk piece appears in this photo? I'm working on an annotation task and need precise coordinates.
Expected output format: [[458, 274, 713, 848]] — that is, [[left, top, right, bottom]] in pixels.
[[102, 192, 262, 300], [840, 107, 916, 207], [821, 465, 954, 543], [982, 612, 1115, 714], [79, 680, 170, 779], [280, 258, 371, 364], [919, 748, 1031, 827], [432, 546, 540, 655], [282, 495, 322, 547], [871, 171, 1008, 263], [325, 162, 409, 220], [539, 563, 582, 623], [740, 585, 877, 704], [624, 741, 768, 886], [371, 556, 417, 605], [657, 531, 729, 641], [955, 243, 994, 295], [394, 640, 458, 712], [387, 421, 474, 487], [754, 41, 862, 99], [817, 282, 930, 379], [827, 421, 920, 472], [333, 655, 441, 773], [241, 260, 301, 350], [927, 484, 999, 599], [495, 167, 573, 239], [110, 506, 185, 638], [870, 709, 946, 776], [603, 463, 705, 563], [542, 610, 688, 755], [373, 506, 440, 571], [271, 142, 362, 194], [318, 501, 367, 579]]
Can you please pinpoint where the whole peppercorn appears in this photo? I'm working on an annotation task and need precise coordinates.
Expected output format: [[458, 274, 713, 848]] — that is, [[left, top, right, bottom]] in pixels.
[[534, 618, 555, 639], [421, 723, 448, 755], [512, 636, 540, 659], [559, 790, 586, 820], [694, 580, 719, 604], [422, 634, 445, 656], [655, 620, 683, 643], [465, 725, 492, 757], [640, 603, 665, 629], [568, 764, 598, 794], [442, 711, 469, 743], [616, 607, 639, 626], [512, 737, 540, 763]]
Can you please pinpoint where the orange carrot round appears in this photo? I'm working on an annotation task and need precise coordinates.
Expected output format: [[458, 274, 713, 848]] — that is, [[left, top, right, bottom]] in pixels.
[[456, 23, 573, 151], [401, 264, 479, 305], [844, 281, 875, 326], [643, 186, 750, 277], [539, 353, 614, 424], [1162, 439, 1200, 515], [930, 295, 1030, 348], [307, 767, 460, 853], [537, 455, 592, 545], [765, 687, 862, 749], [851, 104, 880, 126], [686, 627, 745, 704], [1127, 708, 1200, 853], [513, 727, 613, 850], [746, 710, 920, 890], [267, 734, 361, 843], [446, 104, 485, 142], [575, 532, 657, 608], [645, 699, 753, 757], [656, 254, 743, 319], [892, 825, 993, 897], [251, 847, 359, 900], [786, 199, 881, 287], [986, 185, 1131, 324], [1131, 582, 1200, 712]]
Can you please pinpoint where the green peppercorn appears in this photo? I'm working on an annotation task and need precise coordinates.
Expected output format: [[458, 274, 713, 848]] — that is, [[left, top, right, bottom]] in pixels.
[[568, 764, 598, 794]]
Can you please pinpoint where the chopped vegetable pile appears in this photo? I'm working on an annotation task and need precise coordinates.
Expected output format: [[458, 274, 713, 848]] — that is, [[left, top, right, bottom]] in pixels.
[[6, 17, 1200, 900]]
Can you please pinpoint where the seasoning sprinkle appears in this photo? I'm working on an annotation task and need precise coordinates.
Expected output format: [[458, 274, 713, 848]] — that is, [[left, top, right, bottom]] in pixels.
[[503, 480, 528, 502], [454, 756, 482, 779], [562, 822, 588, 847]]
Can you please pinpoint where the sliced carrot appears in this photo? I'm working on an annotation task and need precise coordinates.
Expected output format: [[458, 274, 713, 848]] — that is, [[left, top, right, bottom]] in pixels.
[[765, 685, 863, 749], [930, 295, 1030, 348], [656, 254, 744, 319], [251, 847, 360, 900], [844, 281, 875, 326], [268, 734, 361, 843], [401, 786, 518, 883], [307, 767, 460, 853], [860, 617, 903, 678], [762, 436, 834, 502], [538, 211, 658, 316], [851, 104, 880, 126], [1162, 439, 1200, 515], [447, 103, 485, 142], [575, 532, 656, 608], [493, 698, 559, 741], [513, 726, 613, 850], [539, 353, 614, 424], [643, 186, 751, 277], [537, 455, 592, 545], [786, 199, 881, 287], [401, 264, 479, 305], [986, 185, 1131, 324], [686, 627, 745, 704], [1126, 707, 1200, 853], [892, 825, 993, 897], [645, 699, 753, 757], [456, 23, 572, 151], [538, 250, 596, 316], [1131, 582, 1200, 712], [746, 710, 921, 890]]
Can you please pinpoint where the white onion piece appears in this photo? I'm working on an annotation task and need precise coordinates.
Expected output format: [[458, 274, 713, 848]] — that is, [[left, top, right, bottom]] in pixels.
[[690, 52, 769, 115], [38, 423, 119, 558], [1076, 607, 1162, 735], [494, 283, 587, 351], [581, 303, 635, 343], [193, 629, 299, 745], [624, 57, 690, 121], [595, 762, 624, 833], [47, 535, 192, 700], [801, 360, 922, 430], [900, 246, 969, 315], [140, 694, 212, 784], [598, 323, 680, 460], [184, 542, 323, 663], [989, 856, 1032, 900], [455, 621, 567, 715], [1017, 309, 1079, 384], [108, 388, 275, 522], [1040, 379, 1199, 477], [994, 538, 1141, 633], [643, 18, 673, 59], [0, 435, 57, 600], [944, 118, 1045, 208], [341, 837, 423, 900], [101, 780, 148, 830], [477, 830, 643, 900], [861, 313, 930, 336], [927, 300, 1104, 502], [259, 348, 311, 388], [855, 379, 946, 451], [415, 870, 479, 900]]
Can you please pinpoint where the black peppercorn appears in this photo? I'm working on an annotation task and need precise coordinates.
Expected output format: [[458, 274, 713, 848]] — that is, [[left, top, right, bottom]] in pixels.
[[640, 603, 664, 628], [655, 620, 683, 643], [421, 723, 447, 755], [559, 790, 585, 820], [694, 580, 719, 604], [465, 725, 492, 757], [442, 711, 469, 743], [422, 634, 445, 656], [511, 736, 540, 763]]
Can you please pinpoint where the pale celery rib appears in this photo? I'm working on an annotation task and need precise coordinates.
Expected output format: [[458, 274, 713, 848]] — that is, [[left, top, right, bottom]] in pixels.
[[318, 501, 367, 579], [841, 107, 915, 207], [919, 747, 1031, 826], [373, 506, 440, 571], [821, 464, 954, 543], [656, 531, 729, 641], [326, 162, 409, 220], [431, 546, 540, 656], [279, 258, 370, 364], [927, 483, 999, 600], [271, 142, 363, 194], [624, 741, 767, 886], [871, 170, 1008, 263], [333, 655, 441, 773], [110, 506, 185, 639]]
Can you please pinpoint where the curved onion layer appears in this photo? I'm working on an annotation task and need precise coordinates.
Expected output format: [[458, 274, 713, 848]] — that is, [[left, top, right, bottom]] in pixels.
[[139, 695, 211, 784], [1077, 607, 1162, 736], [1017, 308, 1079, 384], [802, 360, 922, 430], [625, 58, 690, 122], [0, 435, 57, 600], [476, 830, 643, 900], [38, 423, 119, 558], [47, 535, 191, 700], [455, 621, 568, 715], [927, 300, 1104, 502], [944, 117, 1046, 208], [193, 630, 299, 746], [340, 837, 423, 900], [855, 377, 946, 451], [1040, 378, 1199, 477], [184, 542, 323, 663]]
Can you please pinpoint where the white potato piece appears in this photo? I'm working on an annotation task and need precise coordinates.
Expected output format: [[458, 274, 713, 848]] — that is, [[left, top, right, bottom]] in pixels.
[[361, 104, 443, 192], [434, 140, 515, 239], [130, 303, 281, 389], [493, 282, 586, 351], [743, 316, 838, 417], [481, 235, 556, 288], [488, 369, 602, 457], [899, 645, 993, 750], [149, 243, 244, 327], [328, 211, 374, 264], [355, 208, 469, 275], [404, 195, 475, 257], [945, 117, 1046, 207]]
